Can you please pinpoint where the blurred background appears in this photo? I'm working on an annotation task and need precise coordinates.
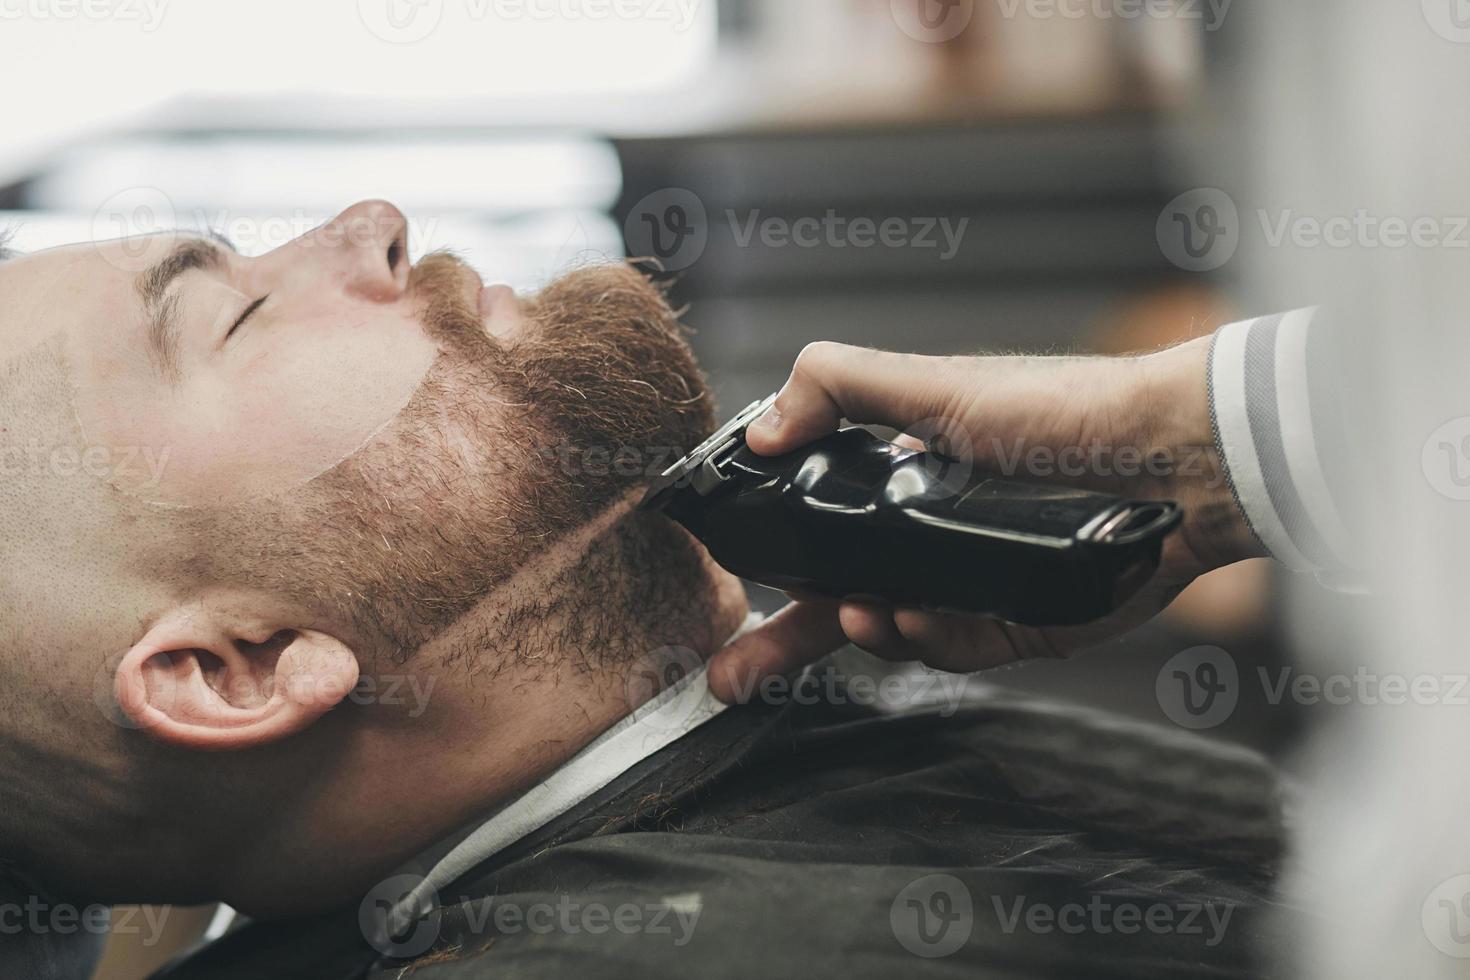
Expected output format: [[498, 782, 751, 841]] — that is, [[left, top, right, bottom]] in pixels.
[[1, 1, 1352, 975]]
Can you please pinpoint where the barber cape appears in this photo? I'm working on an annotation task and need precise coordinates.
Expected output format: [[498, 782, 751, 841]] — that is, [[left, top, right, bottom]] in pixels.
[[155, 647, 1288, 980]]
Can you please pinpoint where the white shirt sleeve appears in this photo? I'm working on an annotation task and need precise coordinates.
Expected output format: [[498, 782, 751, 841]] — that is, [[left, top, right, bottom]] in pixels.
[[1209, 309, 1362, 586]]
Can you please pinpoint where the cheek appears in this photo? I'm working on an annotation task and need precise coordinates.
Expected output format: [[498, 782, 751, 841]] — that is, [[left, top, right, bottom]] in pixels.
[[89, 311, 440, 506], [226, 318, 440, 486]]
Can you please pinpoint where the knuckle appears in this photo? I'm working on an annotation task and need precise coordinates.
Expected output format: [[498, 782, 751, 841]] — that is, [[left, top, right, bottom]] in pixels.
[[791, 341, 848, 380]]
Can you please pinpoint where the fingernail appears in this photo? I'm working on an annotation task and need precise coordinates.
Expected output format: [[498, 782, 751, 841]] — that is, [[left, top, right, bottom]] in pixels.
[[753, 406, 782, 433]]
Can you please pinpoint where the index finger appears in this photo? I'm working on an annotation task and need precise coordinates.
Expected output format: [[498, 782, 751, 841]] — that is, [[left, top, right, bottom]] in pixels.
[[744, 342, 958, 457], [707, 598, 847, 704]]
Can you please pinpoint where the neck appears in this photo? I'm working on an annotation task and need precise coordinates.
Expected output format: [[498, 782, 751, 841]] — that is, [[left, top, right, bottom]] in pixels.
[[218, 502, 748, 917], [0, 864, 107, 977]]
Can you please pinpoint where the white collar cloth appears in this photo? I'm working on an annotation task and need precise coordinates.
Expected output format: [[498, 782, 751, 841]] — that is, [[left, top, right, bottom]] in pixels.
[[390, 612, 762, 925]]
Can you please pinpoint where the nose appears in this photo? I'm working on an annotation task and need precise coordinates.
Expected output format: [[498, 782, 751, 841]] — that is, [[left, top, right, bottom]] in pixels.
[[315, 200, 410, 302]]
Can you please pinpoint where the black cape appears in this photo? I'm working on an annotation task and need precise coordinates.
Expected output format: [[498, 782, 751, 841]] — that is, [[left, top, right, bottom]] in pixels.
[[155, 675, 1289, 979]]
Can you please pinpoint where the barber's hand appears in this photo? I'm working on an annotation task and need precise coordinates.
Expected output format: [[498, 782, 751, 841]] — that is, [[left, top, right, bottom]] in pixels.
[[707, 338, 1265, 704]]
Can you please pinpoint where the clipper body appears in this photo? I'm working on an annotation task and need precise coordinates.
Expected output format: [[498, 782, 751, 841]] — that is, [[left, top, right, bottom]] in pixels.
[[640, 397, 1182, 626]]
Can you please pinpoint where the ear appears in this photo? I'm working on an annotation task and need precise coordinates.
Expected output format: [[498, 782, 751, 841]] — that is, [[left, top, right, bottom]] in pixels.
[[115, 603, 360, 751]]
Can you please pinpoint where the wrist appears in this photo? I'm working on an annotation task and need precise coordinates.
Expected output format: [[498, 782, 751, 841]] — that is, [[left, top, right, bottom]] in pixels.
[[1136, 337, 1267, 570]]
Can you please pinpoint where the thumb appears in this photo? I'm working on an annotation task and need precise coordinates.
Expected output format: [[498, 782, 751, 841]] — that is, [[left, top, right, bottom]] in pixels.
[[745, 342, 963, 457]]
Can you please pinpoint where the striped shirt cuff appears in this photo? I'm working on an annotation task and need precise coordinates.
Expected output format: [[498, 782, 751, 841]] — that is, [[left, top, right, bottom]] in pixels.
[[1209, 309, 1358, 578]]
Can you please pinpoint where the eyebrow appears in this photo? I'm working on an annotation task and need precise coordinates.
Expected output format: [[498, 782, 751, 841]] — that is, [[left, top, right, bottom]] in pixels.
[[135, 237, 229, 381]]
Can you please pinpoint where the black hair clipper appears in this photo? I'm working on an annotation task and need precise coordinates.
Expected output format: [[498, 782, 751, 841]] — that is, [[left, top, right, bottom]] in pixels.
[[639, 395, 1183, 626]]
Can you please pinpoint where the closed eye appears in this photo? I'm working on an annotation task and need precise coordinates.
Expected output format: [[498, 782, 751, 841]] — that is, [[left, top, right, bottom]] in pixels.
[[226, 295, 269, 339]]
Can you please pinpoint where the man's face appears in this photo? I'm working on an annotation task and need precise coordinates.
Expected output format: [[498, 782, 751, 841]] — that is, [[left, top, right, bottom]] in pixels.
[[0, 200, 729, 910], [0, 198, 715, 661], [0, 200, 492, 504]]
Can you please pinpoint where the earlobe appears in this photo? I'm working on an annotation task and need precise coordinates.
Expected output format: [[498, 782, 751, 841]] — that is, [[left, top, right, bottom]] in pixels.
[[114, 605, 359, 751]]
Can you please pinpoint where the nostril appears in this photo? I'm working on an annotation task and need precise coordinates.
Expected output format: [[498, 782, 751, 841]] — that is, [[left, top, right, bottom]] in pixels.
[[386, 237, 404, 274]]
